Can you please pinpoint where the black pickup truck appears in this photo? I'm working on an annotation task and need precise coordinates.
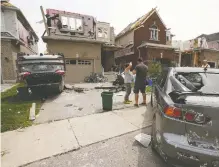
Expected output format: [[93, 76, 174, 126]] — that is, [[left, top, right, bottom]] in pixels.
[[17, 53, 66, 94]]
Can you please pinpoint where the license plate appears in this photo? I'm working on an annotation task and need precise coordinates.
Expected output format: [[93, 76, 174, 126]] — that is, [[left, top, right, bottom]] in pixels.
[[38, 65, 47, 70]]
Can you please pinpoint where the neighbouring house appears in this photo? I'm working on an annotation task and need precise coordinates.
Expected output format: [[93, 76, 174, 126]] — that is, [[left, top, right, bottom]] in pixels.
[[178, 32, 219, 68], [115, 8, 176, 68], [1, 0, 39, 83], [96, 21, 122, 71], [42, 9, 119, 83]]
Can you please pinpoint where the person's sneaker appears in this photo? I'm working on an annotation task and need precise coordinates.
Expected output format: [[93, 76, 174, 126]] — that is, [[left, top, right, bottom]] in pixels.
[[124, 101, 131, 104], [140, 103, 147, 106], [127, 100, 132, 103], [134, 104, 139, 107]]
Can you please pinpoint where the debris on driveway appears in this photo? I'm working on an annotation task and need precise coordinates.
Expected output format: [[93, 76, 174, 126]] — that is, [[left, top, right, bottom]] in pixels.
[[134, 133, 151, 148], [73, 87, 84, 93], [64, 84, 74, 90], [95, 86, 115, 89], [65, 104, 73, 107]]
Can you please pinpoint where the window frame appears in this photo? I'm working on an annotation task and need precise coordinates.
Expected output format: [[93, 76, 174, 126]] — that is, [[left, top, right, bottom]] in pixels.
[[65, 59, 92, 65], [60, 16, 83, 32], [149, 25, 159, 41]]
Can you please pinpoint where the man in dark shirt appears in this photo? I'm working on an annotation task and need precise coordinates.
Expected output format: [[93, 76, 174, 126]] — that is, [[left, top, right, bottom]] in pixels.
[[133, 58, 148, 107]]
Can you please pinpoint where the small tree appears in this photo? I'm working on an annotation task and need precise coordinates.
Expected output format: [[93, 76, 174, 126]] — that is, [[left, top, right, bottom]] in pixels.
[[147, 61, 162, 79]]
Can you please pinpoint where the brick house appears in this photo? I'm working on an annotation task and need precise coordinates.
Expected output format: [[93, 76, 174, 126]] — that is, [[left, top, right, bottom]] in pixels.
[[115, 8, 176, 67], [1, 0, 39, 83]]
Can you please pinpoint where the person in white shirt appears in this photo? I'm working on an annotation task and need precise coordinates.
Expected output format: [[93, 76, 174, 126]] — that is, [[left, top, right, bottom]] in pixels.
[[202, 60, 210, 68], [124, 62, 134, 104]]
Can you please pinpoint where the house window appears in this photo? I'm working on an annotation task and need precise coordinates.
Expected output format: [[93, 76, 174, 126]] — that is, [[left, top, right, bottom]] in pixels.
[[78, 60, 91, 65], [166, 31, 171, 42], [97, 27, 108, 38], [66, 59, 76, 65], [149, 25, 159, 41], [61, 16, 83, 31]]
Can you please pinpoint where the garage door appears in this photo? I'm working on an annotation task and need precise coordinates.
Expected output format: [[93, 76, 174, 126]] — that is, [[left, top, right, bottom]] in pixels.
[[65, 59, 94, 83]]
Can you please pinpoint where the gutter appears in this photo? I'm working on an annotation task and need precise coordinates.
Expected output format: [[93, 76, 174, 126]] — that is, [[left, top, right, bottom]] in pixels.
[[42, 35, 105, 44]]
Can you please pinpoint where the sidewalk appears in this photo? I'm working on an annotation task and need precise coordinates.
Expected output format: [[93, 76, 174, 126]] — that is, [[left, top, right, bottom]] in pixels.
[[1, 84, 16, 92], [1, 105, 153, 167]]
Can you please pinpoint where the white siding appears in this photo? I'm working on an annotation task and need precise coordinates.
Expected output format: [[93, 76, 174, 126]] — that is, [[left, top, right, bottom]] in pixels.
[[1, 11, 5, 31], [3, 10, 18, 38], [115, 31, 134, 46]]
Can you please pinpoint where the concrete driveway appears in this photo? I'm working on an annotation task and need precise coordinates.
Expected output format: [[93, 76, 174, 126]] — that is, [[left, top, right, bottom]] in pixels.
[[35, 83, 147, 124]]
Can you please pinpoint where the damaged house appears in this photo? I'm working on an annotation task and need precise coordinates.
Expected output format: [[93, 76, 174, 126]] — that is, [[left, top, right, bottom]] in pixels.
[[115, 8, 176, 67], [42, 8, 118, 83], [1, 0, 39, 83], [180, 32, 219, 68]]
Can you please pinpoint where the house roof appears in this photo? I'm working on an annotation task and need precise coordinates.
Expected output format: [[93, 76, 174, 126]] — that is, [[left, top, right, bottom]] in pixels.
[[115, 8, 167, 40], [1, 1, 39, 40], [196, 32, 219, 42]]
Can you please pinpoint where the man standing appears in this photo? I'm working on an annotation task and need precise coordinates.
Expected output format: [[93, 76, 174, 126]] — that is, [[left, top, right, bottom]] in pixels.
[[133, 58, 148, 107]]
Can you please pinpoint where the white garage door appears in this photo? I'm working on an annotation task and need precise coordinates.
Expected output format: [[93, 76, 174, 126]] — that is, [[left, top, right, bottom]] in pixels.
[[65, 59, 94, 83]]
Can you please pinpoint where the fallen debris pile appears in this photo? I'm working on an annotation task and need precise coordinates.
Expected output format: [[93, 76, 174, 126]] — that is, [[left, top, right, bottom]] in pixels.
[[84, 73, 108, 83], [64, 84, 87, 93]]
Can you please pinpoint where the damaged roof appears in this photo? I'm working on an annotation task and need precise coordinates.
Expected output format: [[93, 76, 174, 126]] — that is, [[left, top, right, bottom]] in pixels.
[[116, 8, 165, 40], [196, 32, 219, 42], [1, 1, 39, 40]]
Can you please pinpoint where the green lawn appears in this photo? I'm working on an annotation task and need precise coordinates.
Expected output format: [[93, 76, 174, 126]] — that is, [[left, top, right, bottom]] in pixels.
[[1, 84, 41, 132]]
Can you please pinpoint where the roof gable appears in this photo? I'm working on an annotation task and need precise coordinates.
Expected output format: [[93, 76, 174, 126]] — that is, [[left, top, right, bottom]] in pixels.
[[116, 8, 167, 40]]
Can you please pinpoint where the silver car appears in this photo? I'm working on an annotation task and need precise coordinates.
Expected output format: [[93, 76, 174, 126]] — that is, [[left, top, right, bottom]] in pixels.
[[151, 67, 219, 167]]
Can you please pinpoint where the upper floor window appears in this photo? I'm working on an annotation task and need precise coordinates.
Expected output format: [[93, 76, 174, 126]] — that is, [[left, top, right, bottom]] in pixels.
[[97, 27, 108, 38], [149, 25, 159, 41], [61, 16, 83, 31], [166, 30, 171, 42]]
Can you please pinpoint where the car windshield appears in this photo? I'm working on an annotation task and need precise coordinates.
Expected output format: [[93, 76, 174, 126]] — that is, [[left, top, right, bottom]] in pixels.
[[179, 72, 219, 94], [199, 73, 219, 94]]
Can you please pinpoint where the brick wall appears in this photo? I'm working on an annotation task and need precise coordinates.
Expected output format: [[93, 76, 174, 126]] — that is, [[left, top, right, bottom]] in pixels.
[[1, 40, 16, 81]]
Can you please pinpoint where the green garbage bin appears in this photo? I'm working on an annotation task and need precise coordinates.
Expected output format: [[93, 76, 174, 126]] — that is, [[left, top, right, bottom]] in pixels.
[[101, 91, 113, 111]]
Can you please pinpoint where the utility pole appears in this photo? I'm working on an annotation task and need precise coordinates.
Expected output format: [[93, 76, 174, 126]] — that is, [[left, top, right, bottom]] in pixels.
[[40, 6, 49, 36], [178, 49, 181, 67]]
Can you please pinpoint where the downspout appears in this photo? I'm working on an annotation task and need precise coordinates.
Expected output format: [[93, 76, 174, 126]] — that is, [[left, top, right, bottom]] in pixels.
[[178, 48, 181, 67], [137, 47, 141, 58]]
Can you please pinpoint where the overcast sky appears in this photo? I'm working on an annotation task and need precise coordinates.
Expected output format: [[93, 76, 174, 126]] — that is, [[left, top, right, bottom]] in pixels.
[[10, 0, 219, 53]]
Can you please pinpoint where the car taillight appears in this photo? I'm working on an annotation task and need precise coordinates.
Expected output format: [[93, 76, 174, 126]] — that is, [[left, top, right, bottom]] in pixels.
[[55, 70, 65, 75], [21, 72, 31, 78], [185, 112, 195, 122], [164, 106, 182, 118]]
